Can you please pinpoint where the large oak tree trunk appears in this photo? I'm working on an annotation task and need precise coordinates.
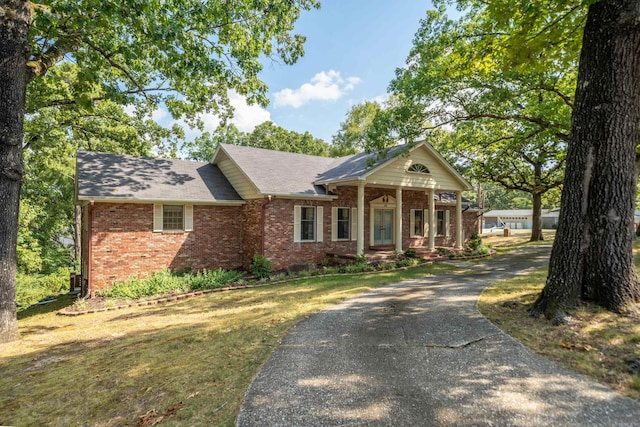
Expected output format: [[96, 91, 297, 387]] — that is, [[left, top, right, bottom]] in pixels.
[[531, 0, 640, 323], [0, 0, 29, 343], [530, 191, 544, 242]]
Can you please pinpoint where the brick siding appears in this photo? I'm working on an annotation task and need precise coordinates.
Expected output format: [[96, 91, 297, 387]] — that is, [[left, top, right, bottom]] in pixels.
[[86, 189, 478, 289], [88, 203, 243, 290]]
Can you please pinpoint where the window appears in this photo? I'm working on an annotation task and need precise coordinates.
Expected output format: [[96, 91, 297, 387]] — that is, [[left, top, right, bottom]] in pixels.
[[408, 163, 430, 174], [336, 208, 350, 240], [300, 206, 315, 241], [294, 205, 324, 243], [411, 209, 425, 237], [163, 205, 184, 230], [153, 204, 193, 232], [436, 210, 449, 236], [331, 207, 357, 241]]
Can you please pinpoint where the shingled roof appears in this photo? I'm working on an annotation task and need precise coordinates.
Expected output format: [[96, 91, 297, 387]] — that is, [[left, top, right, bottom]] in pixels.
[[76, 151, 243, 204], [216, 144, 338, 197], [214, 143, 414, 196]]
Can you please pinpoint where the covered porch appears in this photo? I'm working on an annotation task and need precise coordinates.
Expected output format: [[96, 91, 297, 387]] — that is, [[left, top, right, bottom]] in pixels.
[[318, 141, 473, 257]]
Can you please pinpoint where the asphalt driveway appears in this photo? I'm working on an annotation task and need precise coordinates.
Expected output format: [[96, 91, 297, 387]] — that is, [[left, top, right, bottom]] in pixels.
[[236, 246, 640, 426]]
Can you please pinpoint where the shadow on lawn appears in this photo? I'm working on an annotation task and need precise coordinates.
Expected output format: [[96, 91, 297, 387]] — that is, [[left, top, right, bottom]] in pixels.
[[18, 294, 77, 320]]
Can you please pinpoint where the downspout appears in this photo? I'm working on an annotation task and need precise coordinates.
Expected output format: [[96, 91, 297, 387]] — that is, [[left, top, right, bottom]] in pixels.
[[86, 201, 94, 298], [261, 195, 273, 256]]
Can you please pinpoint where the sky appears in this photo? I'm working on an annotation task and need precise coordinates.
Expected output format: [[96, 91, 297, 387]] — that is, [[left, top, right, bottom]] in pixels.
[[174, 1, 439, 144]]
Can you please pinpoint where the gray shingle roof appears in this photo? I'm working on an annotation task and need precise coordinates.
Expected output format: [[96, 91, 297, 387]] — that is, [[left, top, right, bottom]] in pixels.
[[316, 145, 409, 183], [218, 144, 338, 196], [217, 144, 411, 196], [76, 151, 242, 203]]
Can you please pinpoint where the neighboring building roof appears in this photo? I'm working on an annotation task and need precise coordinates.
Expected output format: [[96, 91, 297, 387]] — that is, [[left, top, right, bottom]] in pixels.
[[76, 151, 243, 204], [483, 209, 558, 217], [436, 192, 480, 209], [483, 209, 533, 217]]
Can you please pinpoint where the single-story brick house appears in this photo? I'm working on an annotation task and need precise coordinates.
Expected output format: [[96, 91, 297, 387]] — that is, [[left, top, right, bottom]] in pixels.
[[76, 141, 480, 294]]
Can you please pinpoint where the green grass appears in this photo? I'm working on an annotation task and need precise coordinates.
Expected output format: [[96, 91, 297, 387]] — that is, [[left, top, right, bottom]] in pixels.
[[478, 236, 640, 402], [1, 262, 455, 427]]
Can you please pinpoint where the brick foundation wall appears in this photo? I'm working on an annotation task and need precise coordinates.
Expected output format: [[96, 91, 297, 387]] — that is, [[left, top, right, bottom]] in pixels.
[[88, 203, 243, 290]]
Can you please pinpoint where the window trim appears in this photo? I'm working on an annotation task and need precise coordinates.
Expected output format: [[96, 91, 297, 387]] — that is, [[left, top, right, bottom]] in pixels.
[[436, 209, 450, 237], [153, 204, 193, 232], [294, 205, 324, 243], [332, 207, 355, 241], [410, 209, 426, 237]]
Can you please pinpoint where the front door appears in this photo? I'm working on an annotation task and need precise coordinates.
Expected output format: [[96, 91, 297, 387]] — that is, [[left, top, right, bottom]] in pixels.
[[373, 209, 394, 245]]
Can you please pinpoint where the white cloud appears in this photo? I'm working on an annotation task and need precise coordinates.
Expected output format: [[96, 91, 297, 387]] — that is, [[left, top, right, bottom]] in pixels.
[[171, 90, 271, 141], [273, 70, 361, 108]]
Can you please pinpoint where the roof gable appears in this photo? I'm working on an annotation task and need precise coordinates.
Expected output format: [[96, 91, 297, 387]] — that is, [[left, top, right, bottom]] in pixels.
[[212, 144, 337, 198], [317, 141, 471, 191]]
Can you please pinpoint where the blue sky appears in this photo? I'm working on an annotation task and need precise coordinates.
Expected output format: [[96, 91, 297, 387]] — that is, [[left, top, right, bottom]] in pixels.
[[174, 1, 439, 144]]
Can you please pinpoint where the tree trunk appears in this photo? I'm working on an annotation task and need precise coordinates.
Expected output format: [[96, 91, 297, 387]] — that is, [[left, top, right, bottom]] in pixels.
[[530, 191, 544, 242], [531, 0, 640, 322], [0, 0, 29, 343]]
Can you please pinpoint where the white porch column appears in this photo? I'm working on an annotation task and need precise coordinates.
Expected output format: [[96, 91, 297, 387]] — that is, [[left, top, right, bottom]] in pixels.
[[428, 189, 435, 251], [456, 190, 463, 249], [395, 186, 403, 253], [357, 181, 365, 255]]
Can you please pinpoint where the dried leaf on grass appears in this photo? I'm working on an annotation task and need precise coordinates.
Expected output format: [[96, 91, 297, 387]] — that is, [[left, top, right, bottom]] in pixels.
[[138, 402, 184, 427]]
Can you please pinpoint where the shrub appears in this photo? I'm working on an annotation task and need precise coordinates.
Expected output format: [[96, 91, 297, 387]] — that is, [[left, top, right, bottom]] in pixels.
[[98, 270, 186, 299], [98, 268, 245, 299], [251, 254, 272, 279], [16, 267, 70, 311], [404, 249, 417, 258], [354, 252, 368, 265], [467, 231, 483, 251], [188, 269, 244, 290]]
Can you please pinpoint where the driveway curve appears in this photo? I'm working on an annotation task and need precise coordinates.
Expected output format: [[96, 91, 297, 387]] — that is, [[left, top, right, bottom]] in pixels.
[[236, 246, 640, 426]]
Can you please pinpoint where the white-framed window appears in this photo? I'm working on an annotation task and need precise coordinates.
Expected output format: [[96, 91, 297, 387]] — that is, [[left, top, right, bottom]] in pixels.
[[410, 209, 426, 237], [331, 207, 357, 241], [294, 205, 324, 243], [153, 204, 193, 232], [436, 209, 450, 236]]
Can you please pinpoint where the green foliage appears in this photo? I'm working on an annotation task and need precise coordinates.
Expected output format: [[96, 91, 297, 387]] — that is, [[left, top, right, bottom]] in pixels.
[[251, 254, 273, 279], [467, 232, 483, 251], [404, 249, 417, 258], [395, 258, 421, 268], [186, 269, 244, 291], [16, 268, 70, 311], [14, 0, 320, 279], [354, 252, 368, 265], [97, 268, 244, 299], [330, 101, 382, 157], [183, 121, 329, 161], [98, 270, 188, 299], [369, 0, 583, 217]]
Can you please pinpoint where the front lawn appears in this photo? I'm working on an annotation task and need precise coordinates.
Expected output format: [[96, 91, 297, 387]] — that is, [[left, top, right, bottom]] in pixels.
[[1, 262, 455, 427], [478, 239, 640, 402]]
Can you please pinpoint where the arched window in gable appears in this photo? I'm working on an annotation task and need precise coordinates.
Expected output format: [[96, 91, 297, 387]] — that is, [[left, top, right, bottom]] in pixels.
[[407, 163, 430, 174]]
